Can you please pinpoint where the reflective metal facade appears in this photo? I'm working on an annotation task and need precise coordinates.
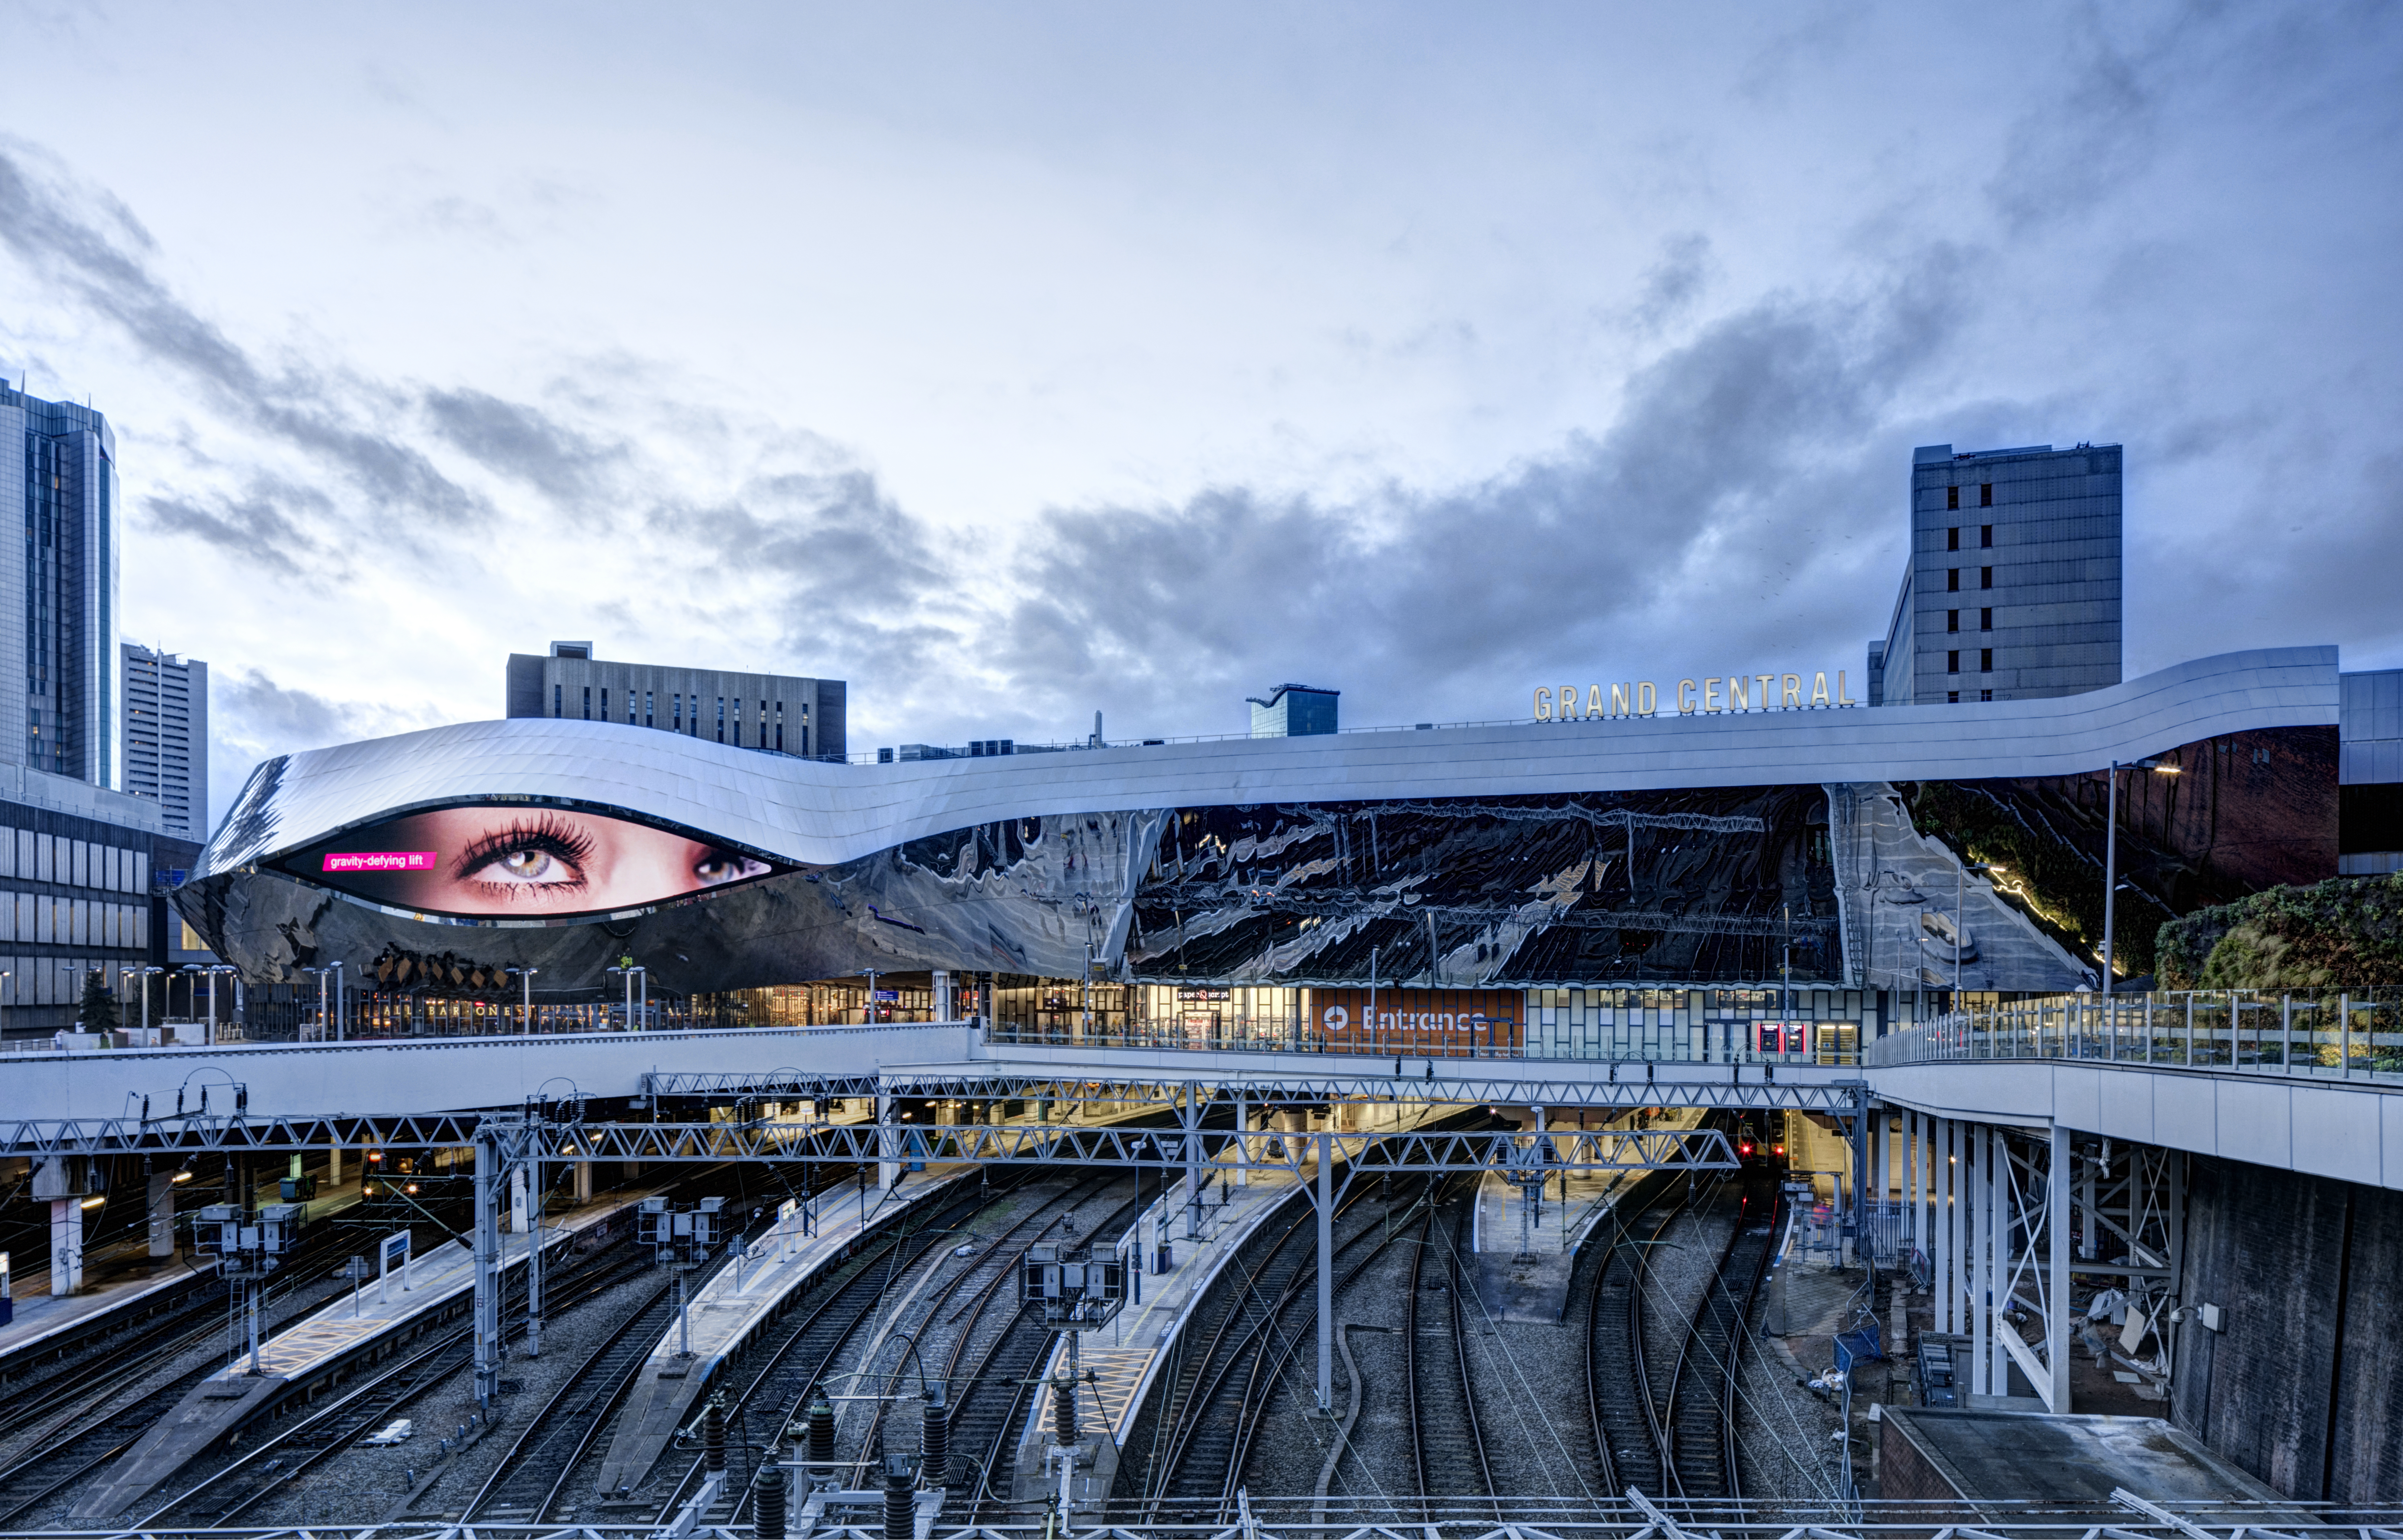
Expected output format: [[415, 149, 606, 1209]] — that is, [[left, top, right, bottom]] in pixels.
[[174, 648, 2339, 1000]]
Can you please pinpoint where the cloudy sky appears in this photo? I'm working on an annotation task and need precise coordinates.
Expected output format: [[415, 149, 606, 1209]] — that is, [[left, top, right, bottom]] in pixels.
[[3, 2, 2399, 827]]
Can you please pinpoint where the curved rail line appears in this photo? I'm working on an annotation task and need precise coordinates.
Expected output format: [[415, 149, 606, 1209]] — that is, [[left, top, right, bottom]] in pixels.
[[1582, 1179, 1691, 1498], [635, 1170, 1057, 1526], [136, 1244, 656, 1526], [1655, 1168, 1782, 1505], [1404, 1181, 1493, 1521]]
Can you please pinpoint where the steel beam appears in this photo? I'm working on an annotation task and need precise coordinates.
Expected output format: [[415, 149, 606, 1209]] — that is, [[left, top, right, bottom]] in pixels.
[[641, 1065, 1868, 1113]]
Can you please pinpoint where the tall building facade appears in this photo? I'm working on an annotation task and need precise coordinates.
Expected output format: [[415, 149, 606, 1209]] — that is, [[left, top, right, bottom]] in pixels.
[[1247, 683, 1339, 737], [1869, 443, 2122, 707], [503, 641, 847, 760], [121, 645, 209, 841], [0, 380, 117, 783]]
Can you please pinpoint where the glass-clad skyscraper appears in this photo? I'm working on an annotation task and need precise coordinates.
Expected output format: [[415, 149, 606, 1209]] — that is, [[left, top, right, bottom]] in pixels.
[[0, 379, 117, 785]]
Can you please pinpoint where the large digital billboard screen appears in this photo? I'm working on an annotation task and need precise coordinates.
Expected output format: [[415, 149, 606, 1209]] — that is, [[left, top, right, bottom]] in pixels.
[[285, 805, 779, 918]]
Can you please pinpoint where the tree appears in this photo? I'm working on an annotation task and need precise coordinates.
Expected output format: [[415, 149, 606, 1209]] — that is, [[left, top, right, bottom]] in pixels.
[[77, 970, 122, 1034]]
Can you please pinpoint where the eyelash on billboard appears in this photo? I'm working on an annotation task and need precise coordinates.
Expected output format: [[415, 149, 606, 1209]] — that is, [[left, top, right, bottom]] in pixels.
[[453, 814, 596, 886]]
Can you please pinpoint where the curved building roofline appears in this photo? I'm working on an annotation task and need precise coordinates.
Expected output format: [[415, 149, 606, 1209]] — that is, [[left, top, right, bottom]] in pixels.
[[200, 646, 2336, 878]]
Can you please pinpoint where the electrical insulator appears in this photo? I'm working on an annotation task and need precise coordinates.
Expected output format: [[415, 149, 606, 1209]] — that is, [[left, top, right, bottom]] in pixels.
[[703, 1394, 727, 1474]]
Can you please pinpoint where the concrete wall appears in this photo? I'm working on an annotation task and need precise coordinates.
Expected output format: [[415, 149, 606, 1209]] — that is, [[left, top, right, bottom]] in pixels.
[[2171, 1156, 2403, 1501], [1871, 1059, 2403, 1191]]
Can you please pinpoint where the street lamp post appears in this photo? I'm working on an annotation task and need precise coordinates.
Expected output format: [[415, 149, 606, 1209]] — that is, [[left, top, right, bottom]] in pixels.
[[508, 968, 539, 1034], [1954, 861, 2000, 1008], [140, 966, 161, 1038], [2102, 758, 2180, 1000], [606, 966, 645, 1031], [330, 960, 344, 1042]]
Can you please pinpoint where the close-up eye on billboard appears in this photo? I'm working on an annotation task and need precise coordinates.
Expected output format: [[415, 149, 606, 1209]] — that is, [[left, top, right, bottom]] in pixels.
[[285, 804, 779, 918]]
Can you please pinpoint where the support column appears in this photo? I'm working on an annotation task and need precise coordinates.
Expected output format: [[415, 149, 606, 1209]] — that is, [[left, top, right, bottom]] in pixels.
[[1315, 1133, 1334, 1413], [933, 969, 952, 1023], [2078, 1140, 2097, 1260], [329, 1145, 343, 1188], [1989, 1126, 2010, 1395], [576, 1161, 594, 1203], [1183, 1083, 1202, 1240], [877, 1093, 899, 1190], [1909, 1112, 1924, 1260], [1969, 1124, 1989, 1397], [1936, 1118, 1955, 1334], [147, 1171, 176, 1258], [2047, 1123, 2070, 1412], [1234, 1089, 1248, 1187], [472, 1134, 501, 1409], [49, 1198, 83, 1295], [526, 1155, 545, 1359]]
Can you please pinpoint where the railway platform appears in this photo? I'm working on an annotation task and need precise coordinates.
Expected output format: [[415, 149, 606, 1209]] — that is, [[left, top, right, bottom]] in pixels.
[[1466, 1109, 1703, 1323], [592, 1163, 975, 1496], [0, 1241, 211, 1360], [68, 1182, 642, 1523]]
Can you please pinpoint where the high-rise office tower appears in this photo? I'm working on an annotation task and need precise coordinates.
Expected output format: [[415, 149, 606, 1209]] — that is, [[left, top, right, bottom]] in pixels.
[[121, 645, 209, 840], [504, 641, 847, 760], [0, 379, 118, 783], [1247, 683, 1340, 737], [1868, 443, 2122, 707]]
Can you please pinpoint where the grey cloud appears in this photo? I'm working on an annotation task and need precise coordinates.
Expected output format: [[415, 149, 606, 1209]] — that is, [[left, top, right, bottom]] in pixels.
[[650, 464, 963, 679], [215, 668, 374, 752], [994, 246, 1977, 734], [1628, 232, 1714, 335], [139, 477, 333, 575], [0, 142, 488, 529], [423, 387, 623, 506], [1985, 16, 2156, 232]]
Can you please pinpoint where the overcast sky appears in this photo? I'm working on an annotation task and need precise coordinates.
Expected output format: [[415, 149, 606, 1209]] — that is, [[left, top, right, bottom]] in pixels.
[[3, 2, 2399, 827]]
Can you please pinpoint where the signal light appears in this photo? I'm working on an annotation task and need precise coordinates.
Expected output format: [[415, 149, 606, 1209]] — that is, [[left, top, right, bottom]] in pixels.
[[1739, 1142, 1755, 1155], [1773, 1144, 1786, 1156]]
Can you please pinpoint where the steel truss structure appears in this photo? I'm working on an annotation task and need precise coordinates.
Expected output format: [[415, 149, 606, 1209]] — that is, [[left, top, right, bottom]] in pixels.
[[2, 1102, 1736, 1411], [639, 1068, 1869, 1114], [1887, 1111, 2184, 1415], [19, 1495, 2403, 1540]]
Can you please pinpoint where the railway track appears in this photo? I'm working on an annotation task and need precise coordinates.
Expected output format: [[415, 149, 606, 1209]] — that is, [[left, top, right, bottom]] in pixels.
[[1127, 1117, 1494, 1520], [1581, 1179, 1689, 1498], [630, 1171, 1051, 1526], [0, 1187, 486, 1456], [1130, 1174, 1393, 1519], [0, 1164, 752, 1530], [1653, 1168, 1782, 1505], [929, 1178, 1150, 1525], [135, 1242, 657, 1526], [455, 1276, 679, 1522], [1404, 1181, 1492, 1520], [0, 1212, 469, 1529]]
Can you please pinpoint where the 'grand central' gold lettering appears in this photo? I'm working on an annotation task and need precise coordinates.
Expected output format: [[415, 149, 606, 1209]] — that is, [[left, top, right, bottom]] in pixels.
[[1533, 669, 1857, 721]]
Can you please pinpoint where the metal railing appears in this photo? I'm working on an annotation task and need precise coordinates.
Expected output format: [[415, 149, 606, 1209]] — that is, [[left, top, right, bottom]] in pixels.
[[983, 1019, 1866, 1066], [1867, 988, 2403, 1081]]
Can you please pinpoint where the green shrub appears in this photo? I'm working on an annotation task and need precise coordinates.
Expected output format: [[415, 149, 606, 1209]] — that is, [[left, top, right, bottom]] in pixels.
[[2156, 873, 2403, 989]]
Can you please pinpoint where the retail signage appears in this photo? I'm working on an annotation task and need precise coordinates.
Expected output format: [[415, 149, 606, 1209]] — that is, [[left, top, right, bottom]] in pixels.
[[323, 851, 438, 873], [1533, 671, 1858, 721], [1177, 986, 1231, 1002], [1313, 988, 1521, 1053]]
